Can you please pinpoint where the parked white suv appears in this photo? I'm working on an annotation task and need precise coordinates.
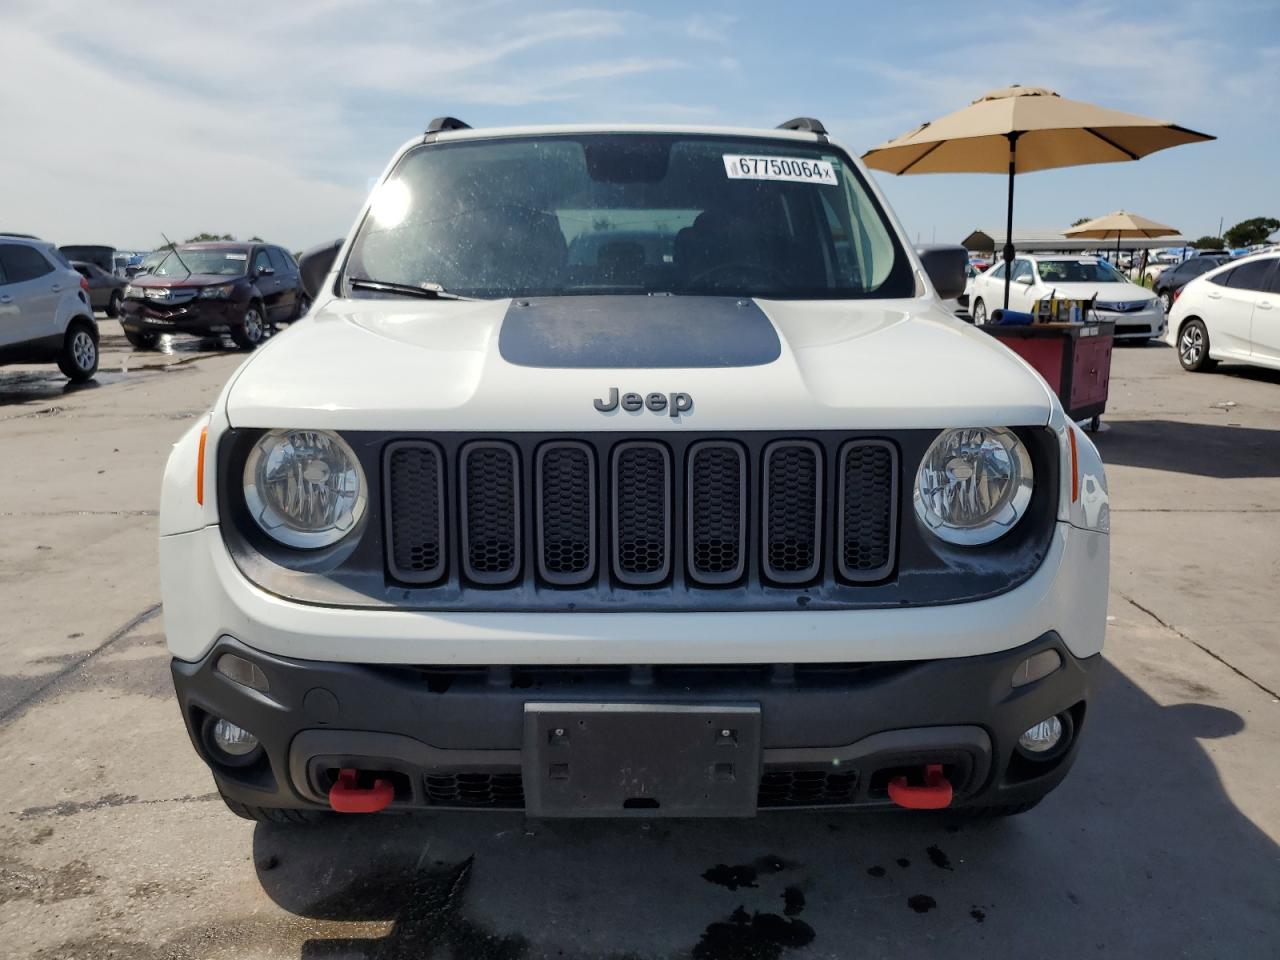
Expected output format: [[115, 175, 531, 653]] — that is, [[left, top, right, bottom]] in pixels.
[[160, 119, 1109, 823], [0, 236, 99, 381]]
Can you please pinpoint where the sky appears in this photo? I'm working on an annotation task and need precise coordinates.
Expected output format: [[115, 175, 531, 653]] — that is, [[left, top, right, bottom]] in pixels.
[[3, 0, 1277, 252]]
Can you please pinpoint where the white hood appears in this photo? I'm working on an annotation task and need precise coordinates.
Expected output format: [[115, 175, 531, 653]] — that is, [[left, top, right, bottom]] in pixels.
[[223, 295, 1055, 432]]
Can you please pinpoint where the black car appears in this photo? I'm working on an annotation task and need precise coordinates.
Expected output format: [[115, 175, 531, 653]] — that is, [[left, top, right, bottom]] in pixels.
[[70, 260, 128, 317], [119, 241, 309, 350], [1152, 255, 1230, 312]]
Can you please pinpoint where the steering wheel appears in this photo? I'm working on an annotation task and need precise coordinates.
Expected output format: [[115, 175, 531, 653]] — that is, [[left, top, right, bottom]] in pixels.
[[688, 260, 789, 290]]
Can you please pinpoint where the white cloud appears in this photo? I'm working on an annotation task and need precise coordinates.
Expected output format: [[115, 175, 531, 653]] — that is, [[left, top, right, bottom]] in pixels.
[[1, 1, 689, 249]]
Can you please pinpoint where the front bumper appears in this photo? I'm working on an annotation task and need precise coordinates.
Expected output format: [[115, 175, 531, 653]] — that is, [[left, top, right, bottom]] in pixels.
[[120, 298, 244, 333], [174, 631, 1095, 817], [1097, 307, 1165, 339]]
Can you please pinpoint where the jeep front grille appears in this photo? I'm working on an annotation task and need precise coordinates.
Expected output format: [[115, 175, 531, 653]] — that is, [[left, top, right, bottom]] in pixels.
[[383, 434, 899, 590]]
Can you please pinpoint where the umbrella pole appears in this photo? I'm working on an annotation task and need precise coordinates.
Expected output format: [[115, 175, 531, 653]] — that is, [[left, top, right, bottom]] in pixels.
[[1003, 133, 1019, 310]]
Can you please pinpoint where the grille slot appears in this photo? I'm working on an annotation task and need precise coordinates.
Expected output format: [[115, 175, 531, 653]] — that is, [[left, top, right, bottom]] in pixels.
[[536, 442, 597, 585], [762, 440, 822, 583], [384, 442, 446, 584], [837, 441, 897, 581], [758, 768, 859, 807], [687, 441, 747, 584], [611, 442, 671, 585], [460, 442, 521, 584], [424, 771, 525, 808]]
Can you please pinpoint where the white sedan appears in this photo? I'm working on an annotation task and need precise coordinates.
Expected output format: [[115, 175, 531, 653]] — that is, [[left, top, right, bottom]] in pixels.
[[969, 255, 1166, 340], [1166, 251, 1280, 372]]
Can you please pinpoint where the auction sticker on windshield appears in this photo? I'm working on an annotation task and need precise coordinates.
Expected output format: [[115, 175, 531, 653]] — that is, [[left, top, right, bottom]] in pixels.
[[723, 155, 838, 185]]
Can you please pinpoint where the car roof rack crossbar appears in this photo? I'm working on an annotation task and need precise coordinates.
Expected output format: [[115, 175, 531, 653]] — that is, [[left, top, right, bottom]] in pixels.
[[777, 117, 828, 137], [424, 116, 472, 140]]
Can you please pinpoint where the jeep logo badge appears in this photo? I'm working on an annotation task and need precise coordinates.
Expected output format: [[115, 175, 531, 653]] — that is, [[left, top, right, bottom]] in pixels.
[[594, 388, 693, 419]]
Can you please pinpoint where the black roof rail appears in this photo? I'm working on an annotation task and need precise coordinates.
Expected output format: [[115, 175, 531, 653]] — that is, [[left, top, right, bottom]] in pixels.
[[776, 117, 828, 137], [424, 116, 472, 140]]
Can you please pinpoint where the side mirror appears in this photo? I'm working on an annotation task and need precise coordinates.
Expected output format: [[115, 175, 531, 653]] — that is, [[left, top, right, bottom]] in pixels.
[[1017, 274, 1034, 285], [298, 239, 343, 300], [914, 244, 967, 300]]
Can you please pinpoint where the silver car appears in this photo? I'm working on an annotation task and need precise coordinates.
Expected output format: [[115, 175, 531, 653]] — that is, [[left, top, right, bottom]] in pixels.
[[0, 235, 99, 381]]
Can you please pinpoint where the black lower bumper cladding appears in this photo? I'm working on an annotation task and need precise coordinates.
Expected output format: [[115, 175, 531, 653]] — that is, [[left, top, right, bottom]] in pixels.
[[172, 632, 1095, 817], [120, 299, 243, 333]]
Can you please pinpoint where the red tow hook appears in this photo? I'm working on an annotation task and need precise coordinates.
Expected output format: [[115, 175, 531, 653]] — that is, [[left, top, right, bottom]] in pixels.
[[328, 768, 394, 813], [887, 764, 954, 810]]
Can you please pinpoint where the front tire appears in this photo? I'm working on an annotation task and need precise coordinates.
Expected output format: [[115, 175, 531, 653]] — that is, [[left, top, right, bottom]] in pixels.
[[1159, 290, 1173, 313], [57, 321, 98, 382], [971, 298, 987, 325], [231, 304, 265, 351], [106, 290, 123, 319], [1178, 319, 1217, 372]]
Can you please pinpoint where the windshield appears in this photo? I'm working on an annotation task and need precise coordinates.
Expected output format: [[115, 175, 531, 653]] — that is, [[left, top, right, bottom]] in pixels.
[[151, 247, 249, 277], [1036, 259, 1126, 284], [344, 133, 914, 300]]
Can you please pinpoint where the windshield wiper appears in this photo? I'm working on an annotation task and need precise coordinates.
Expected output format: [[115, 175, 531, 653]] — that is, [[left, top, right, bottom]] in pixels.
[[347, 277, 476, 300]]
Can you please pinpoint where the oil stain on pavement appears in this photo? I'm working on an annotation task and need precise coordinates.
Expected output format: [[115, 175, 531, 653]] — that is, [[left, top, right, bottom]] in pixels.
[[701, 854, 797, 891]]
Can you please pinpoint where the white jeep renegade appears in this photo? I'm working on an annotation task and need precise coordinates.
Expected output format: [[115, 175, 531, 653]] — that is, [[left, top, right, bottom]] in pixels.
[[160, 118, 1109, 822]]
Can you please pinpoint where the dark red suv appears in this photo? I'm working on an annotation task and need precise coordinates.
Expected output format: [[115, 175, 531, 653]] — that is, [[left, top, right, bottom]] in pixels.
[[120, 241, 309, 350]]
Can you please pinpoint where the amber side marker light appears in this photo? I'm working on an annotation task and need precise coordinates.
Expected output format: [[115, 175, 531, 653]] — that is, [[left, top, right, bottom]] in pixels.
[[197, 426, 208, 505], [1068, 425, 1079, 503]]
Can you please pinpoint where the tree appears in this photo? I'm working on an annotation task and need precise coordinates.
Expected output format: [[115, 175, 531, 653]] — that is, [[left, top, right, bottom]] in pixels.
[[1191, 236, 1225, 249], [185, 232, 234, 242], [249, 236, 264, 242], [1070, 216, 1092, 227], [1223, 217, 1279, 248]]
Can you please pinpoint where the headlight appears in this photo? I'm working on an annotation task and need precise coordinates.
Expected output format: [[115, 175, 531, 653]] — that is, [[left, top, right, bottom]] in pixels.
[[243, 430, 367, 548], [913, 427, 1033, 545], [144, 287, 170, 300], [123, 284, 135, 298], [199, 283, 235, 299]]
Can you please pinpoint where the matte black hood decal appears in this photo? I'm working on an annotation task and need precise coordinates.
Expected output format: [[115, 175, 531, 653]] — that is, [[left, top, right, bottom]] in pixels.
[[498, 295, 782, 369]]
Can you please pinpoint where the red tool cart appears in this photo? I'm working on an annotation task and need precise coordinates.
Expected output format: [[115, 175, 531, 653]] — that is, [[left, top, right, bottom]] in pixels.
[[981, 321, 1115, 431]]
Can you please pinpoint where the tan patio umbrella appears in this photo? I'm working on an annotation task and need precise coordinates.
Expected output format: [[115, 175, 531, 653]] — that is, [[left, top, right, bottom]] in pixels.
[[1064, 210, 1179, 262], [862, 85, 1213, 308]]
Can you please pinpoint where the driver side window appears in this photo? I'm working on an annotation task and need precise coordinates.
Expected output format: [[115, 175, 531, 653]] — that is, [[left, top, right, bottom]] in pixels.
[[253, 249, 272, 274], [1012, 260, 1034, 284]]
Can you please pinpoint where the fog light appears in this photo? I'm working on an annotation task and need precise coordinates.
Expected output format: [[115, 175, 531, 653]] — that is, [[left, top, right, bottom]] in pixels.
[[212, 718, 260, 757], [1018, 716, 1063, 754], [216, 653, 269, 693]]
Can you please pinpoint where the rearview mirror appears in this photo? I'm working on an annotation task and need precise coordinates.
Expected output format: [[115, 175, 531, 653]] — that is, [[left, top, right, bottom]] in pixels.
[[298, 239, 343, 300], [914, 244, 967, 300]]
